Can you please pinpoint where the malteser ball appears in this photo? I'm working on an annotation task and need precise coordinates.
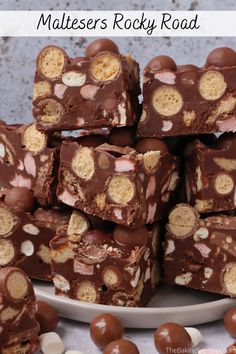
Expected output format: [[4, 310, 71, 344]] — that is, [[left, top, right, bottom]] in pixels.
[[108, 127, 135, 147], [135, 138, 168, 154], [113, 225, 149, 246], [77, 135, 105, 148], [103, 339, 139, 354], [224, 308, 236, 338], [4, 187, 35, 212], [85, 39, 119, 57], [146, 55, 177, 72], [154, 323, 192, 354], [35, 300, 59, 334], [83, 230, 111, 245], [206, 47, 236, 68], [90, 313, 124, 349]]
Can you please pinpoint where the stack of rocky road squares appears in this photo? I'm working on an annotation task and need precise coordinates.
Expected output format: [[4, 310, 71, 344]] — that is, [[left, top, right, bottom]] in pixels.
[[0, 39, 236, 309]]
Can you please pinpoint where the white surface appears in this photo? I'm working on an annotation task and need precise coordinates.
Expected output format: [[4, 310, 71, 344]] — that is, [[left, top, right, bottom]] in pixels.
[[35, 317, 234, 354], [34, 282, 236, 329]]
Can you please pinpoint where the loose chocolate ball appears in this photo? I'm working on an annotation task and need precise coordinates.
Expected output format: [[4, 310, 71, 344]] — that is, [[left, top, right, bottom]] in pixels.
[[206, 47, 236, 68], [113, 225, 149, 246], [224, 308, 236, 338], [83, 230, 111, 245], [135, 138, 168, 154], [103, 339, 139, 354], [227, 343, 236, 354], [85, 39, 119, 57], [216, 133, 236, 150], [77, 135, 105, 148], [35, 300, 59, 334], [4, 187, 35, 212], [90, 313, 124, 349], [154, 323, 192, 354], [108, 127, 135, 147], [146, 55, 177, 72]]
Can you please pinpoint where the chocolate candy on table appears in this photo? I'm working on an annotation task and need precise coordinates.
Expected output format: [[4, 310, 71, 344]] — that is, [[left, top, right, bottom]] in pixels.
[[90, 313, 123, 349], [0, 202, 70, 281], [227, 342, 236, 354], [154, 323, 192, 354], [35, 300, 59, 334], [224, 308, 236, 337], [57, 141, 179, 227], [4, 187, 35, 212], [103, 339, 139, 354], [164, 203, 236, 297], [138, 47, 236, 138], [50, 211, 159, 306], [185, 134, 236, 214], [85, 38, 119, 57], [0, 123, 57, 207], [0, 267, 39, 353], [33, 43, 140, 132]]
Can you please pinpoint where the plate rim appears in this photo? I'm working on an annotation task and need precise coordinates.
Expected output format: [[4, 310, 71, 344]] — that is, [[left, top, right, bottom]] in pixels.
[[34, 286, 236, 314]]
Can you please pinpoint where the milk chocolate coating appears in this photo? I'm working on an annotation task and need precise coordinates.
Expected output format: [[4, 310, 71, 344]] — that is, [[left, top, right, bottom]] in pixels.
[[135, 138, 168, 154], [77, 135, 106, 148], [83, 230, 112, 245], [35, 300, 59, 334], [215, 133, 236, 149], [146, 55, 177, 72], [113, 225, 149, 246], [90, 313, 123, 349], [4, 187, 35, 212], [206, 47, 236, 68], [224, 308, 236, 338], [103, 339, 139, 354], [154, 323, 192, 354], [227, 343, 236, 354], [85, 39, 119, 57], [108, 127, 135, 147]]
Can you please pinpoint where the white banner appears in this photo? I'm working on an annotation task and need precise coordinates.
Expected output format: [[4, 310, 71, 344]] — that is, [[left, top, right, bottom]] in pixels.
[[0, 11, 235, 37]]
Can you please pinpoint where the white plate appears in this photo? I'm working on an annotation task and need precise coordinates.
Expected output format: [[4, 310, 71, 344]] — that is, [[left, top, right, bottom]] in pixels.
[[34, 281, 236, 329]]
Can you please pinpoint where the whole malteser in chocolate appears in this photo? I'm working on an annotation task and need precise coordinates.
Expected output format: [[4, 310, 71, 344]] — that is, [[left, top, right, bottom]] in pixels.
[[146, 55, 177, 72], [103, 339, 139, 354], [135, 138, 168, 154], [154, 323, 192, 354], [83, 229, 112, 245], [206, 47, 236, 68], [85, 38, 119, 57], [224, 308, 236, 338], [35, 300, 59, 334], [108, 127, 135, 147], [113, 225, 149, 246], [4, 187, 35, 212], [90, 313, 124, 349]]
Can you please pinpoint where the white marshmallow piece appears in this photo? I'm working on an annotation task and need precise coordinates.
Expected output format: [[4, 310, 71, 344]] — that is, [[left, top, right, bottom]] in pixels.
[[185, 327, 203, 348], [65, 351, 84, 354], [21, 240, 34, 256], [40, 332, 65, 354]]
